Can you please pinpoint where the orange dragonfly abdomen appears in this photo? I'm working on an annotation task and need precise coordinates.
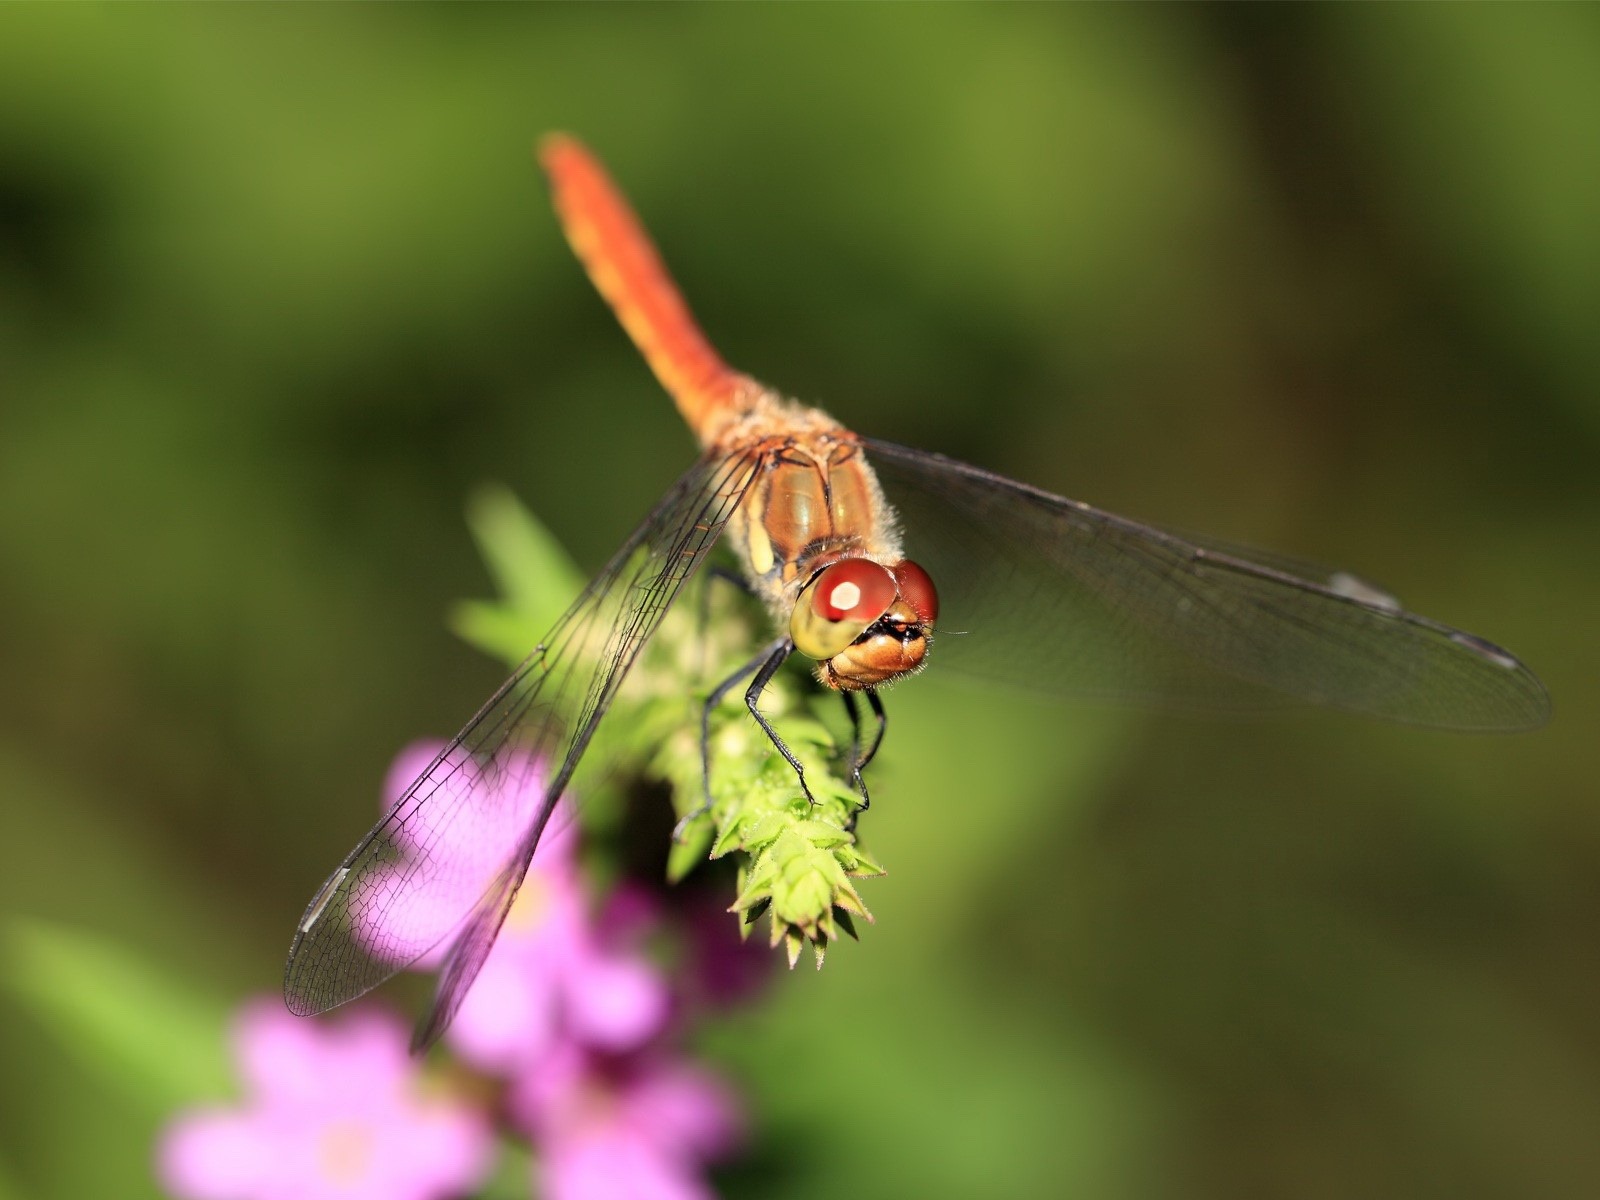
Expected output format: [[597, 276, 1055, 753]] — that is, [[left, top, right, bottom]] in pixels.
[[540, 134, 750, 447]]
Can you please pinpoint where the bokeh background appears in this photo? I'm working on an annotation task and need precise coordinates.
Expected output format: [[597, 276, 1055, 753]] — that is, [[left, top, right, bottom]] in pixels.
[[2, 5, 1597, 1198]]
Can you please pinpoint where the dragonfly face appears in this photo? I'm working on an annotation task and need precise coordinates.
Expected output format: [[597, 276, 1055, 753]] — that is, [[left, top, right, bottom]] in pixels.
[[283, 133, 1549, 1052], [792, 556, 939, 690]]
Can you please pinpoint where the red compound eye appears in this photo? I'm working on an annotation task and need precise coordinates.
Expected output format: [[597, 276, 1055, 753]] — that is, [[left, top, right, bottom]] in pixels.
[[811, 559, 897, 623], [892, 560, 939, 625]]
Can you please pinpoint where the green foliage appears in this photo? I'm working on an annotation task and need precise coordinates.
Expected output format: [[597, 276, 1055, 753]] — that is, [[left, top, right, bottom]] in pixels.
[[0, 918, 232, 1113]]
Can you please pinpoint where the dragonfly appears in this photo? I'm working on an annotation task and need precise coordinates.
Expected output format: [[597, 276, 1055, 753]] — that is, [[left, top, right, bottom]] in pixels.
[[284, 134, 1550, 1050]]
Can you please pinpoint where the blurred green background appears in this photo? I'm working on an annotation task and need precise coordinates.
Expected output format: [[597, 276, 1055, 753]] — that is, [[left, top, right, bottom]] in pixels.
[[1, 5, 1597, 1198]]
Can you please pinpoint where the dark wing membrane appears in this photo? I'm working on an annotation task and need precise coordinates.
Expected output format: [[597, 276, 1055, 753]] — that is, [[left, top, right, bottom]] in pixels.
[[283, 450, 761, 1045], [863, 438, 1549, 730]]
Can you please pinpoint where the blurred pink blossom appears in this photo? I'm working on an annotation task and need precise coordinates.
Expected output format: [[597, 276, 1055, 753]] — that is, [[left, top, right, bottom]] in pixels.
[[349, 741, 552, 971], [445, 874, 671, 1073], [674, 888, 772, 1010], [364, 741, 670, 1073], [511, 1042, 743, 1200], [158, 1002, 490, 1200]]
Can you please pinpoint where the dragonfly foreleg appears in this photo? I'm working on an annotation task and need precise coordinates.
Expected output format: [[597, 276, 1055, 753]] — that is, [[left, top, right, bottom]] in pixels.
[[840, 688, 887, 823]]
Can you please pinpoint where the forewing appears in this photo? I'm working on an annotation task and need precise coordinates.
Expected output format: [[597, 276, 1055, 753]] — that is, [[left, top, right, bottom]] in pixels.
[[283, 450, 761, 1040], [863, 439, 1548, 730]]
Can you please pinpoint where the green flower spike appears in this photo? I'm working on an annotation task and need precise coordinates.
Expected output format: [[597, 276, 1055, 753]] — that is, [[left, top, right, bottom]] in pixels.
[[454, 486, 886, 967]]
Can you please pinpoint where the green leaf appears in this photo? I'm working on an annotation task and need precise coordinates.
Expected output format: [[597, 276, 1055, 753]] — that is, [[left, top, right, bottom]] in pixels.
[[838, 844, 888, 878], [449, 485, 585, 663], [665, 821, 714, 883], [449, 599, 544, 668], [0, 917, 233, 1113]]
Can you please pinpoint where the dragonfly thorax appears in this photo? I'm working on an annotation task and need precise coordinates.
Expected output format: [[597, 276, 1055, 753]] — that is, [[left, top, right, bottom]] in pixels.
[[720, 403, 906, 610]]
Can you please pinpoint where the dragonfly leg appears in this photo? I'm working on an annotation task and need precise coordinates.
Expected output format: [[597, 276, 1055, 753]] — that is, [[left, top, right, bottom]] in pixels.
[[742, 637, 815, 805], [840, 689, 887, 827], [859, 688, 888, 774], [674, 637, 776, 842]]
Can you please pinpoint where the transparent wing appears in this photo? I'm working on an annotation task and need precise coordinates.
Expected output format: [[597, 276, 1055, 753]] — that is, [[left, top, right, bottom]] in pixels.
[[863, 438, 1549, 730], [283, 449, 762, 1047]]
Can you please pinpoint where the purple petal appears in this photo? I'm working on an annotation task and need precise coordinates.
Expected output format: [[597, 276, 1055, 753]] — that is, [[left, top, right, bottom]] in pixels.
[[233, 1003, 334, 1105], [238, 1004, 413, 1107], [542, 1127, 713, 1200], [504, 1039, 585, 1139], [443, 947, 562, 1071], [163, 998, 493, 1200], [564, 953, 670, 1052], [355, 745, 564, 966], [358, 1104, 493, 1200], [597, 883, 660, 938], [159, 1110, 268, 1199], [507, 1045, 741, 1170], [382, 741, 448, 818], [681, 893, 772, 1009], [349, 865, 466, 970], [625, 1060, 744, 1162], [532, 798, 582, 864]]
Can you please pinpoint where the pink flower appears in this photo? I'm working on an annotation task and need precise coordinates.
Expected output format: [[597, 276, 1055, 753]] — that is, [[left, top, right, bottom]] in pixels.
[[158, 1002, 490, 1200], [365, 742, 670, 1074], [674, 888, 771, 1011], [351, 741, 553, 971], [443, 829, 670, 1074], [511, 1043, 743, 1200]]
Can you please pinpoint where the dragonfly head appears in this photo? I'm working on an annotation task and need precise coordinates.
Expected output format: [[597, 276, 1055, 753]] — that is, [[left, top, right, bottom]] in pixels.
[[791, 557, 939, 691]]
